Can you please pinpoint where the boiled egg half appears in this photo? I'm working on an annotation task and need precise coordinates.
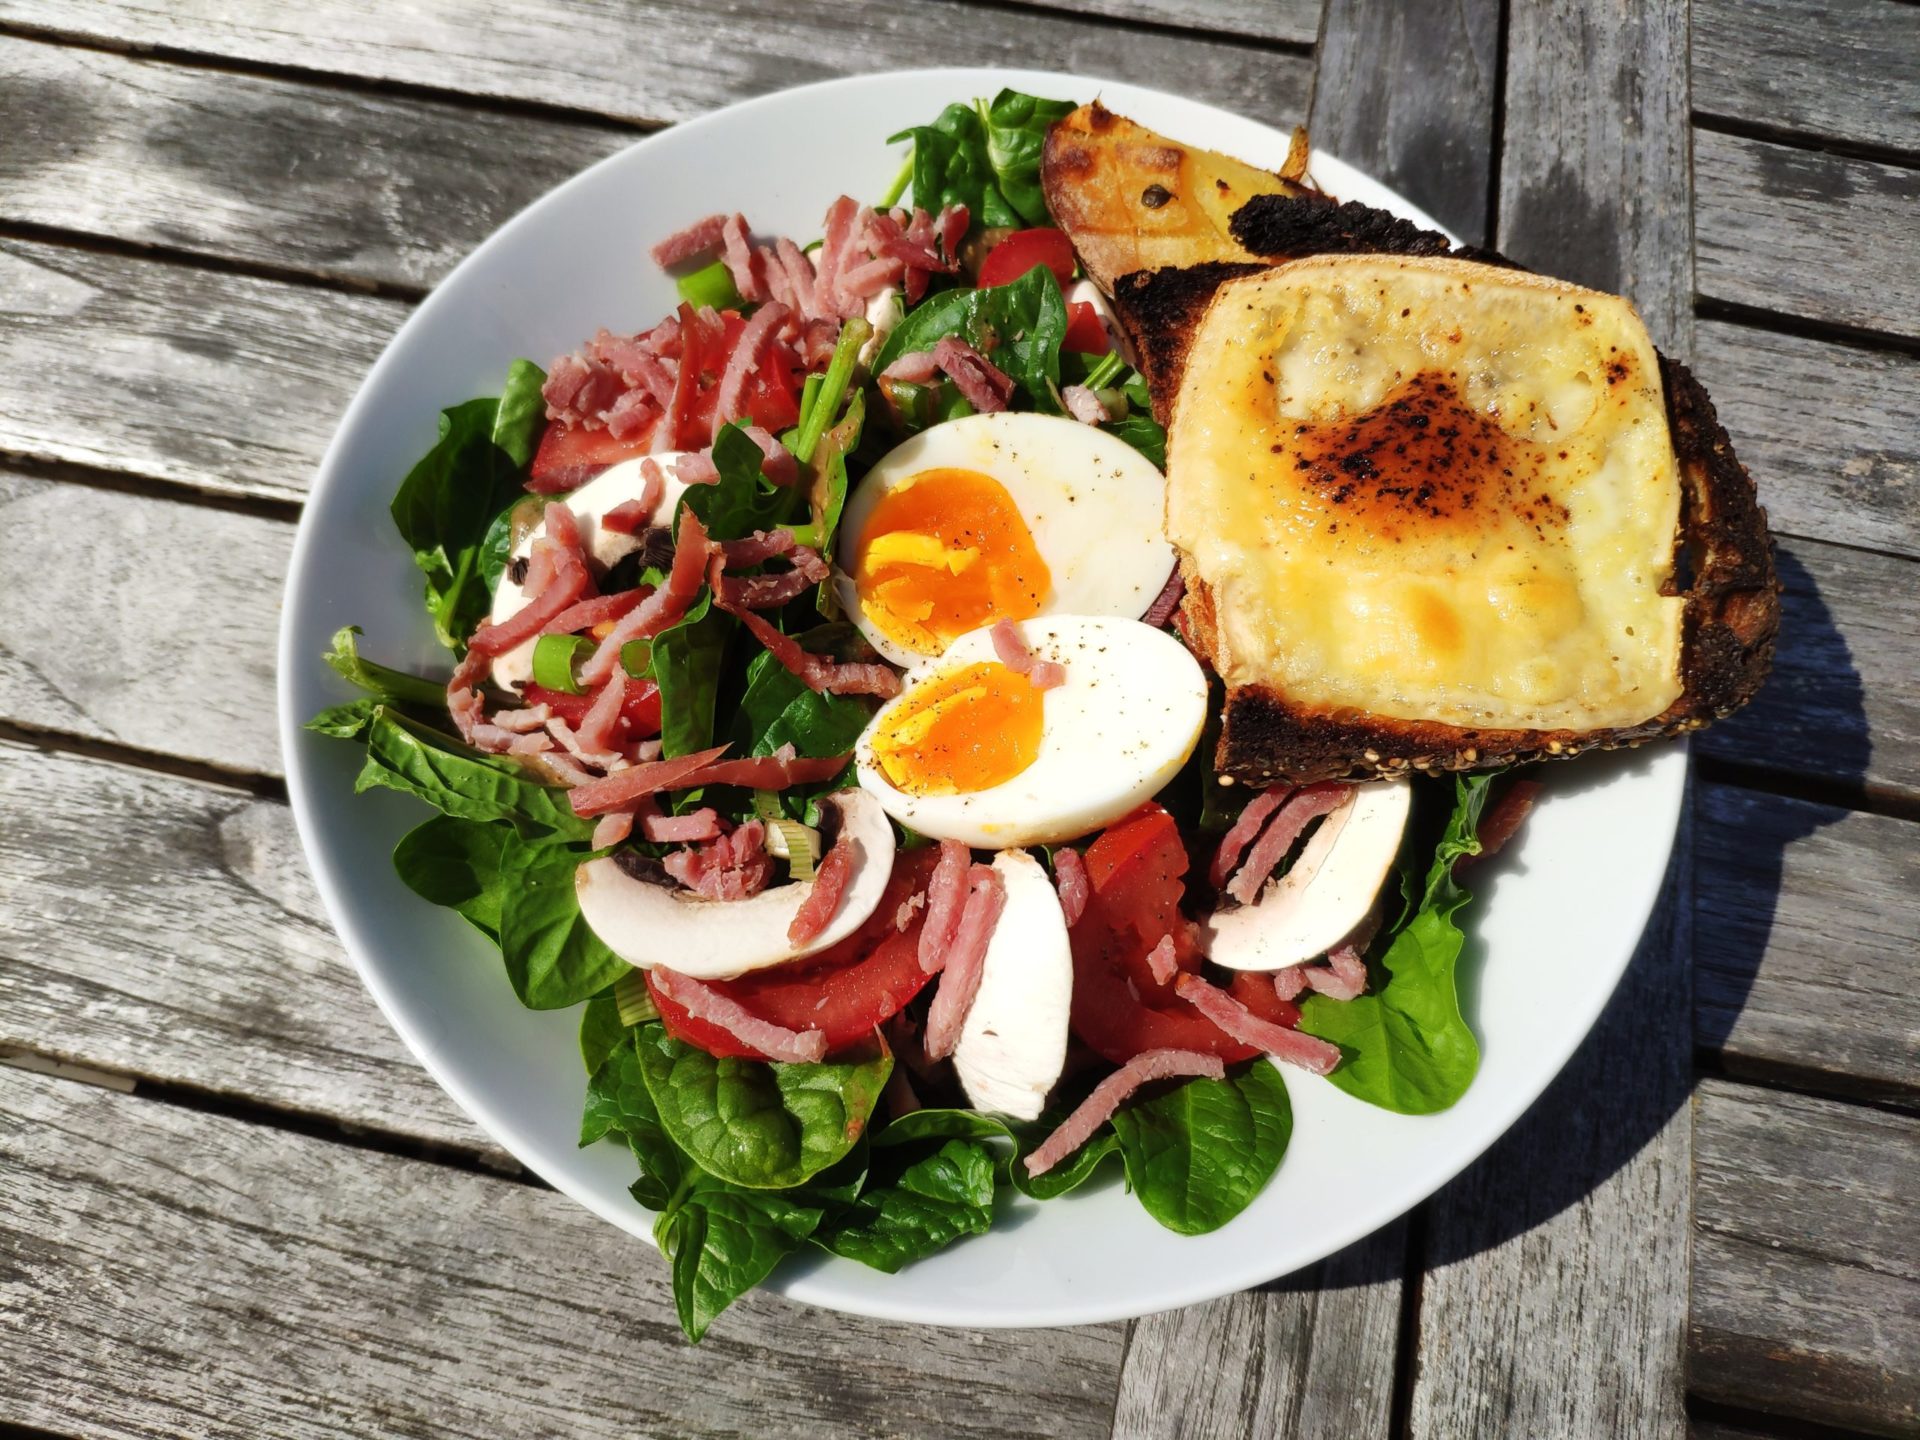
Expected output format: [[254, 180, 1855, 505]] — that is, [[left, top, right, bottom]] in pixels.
[[835, 412, 1175, 669], [855, 615, 1208, 848]]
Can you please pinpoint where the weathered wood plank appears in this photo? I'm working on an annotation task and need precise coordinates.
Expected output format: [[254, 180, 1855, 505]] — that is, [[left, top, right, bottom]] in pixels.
[[1308, 0, 1501, 245], [1690, 1079, 1920, 1436], [1695, 129, 1920, 340], [1412, 5, 1695, 1436], [1696, 784, 1920, 1107], [1495, 0, 1694, 354], [1111, 1224, 1404, 1440], [0, 739, 495, 1156], [0, 1069, 1126, 1440], [0, 0, 1314, 132], [0, 238, 401, 500], [0, 34, 631, 293], [1700, 535, 1920, 808], [1015, 0, 1318, 45], [1693, 0, 1920, 157], [1695, 319, 1920, 561], [0, 469, 288, 777]]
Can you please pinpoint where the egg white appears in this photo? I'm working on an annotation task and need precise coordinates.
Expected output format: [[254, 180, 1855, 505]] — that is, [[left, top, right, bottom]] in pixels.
[[833, 412, 1175, 669], [855, 615, 1208, 848]]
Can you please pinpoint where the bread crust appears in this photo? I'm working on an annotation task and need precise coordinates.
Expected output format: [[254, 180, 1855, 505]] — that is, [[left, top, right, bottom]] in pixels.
[[1097, 196, 1781, 784]]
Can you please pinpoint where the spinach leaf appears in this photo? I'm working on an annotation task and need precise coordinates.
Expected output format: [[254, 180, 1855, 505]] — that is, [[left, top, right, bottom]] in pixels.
[[322, 625, 446, 707], [391, 815, 509, 940], [305, 696, 384, 739], [872, 266, 1068, 411], [732, 634, 875, 759], [873, 1105, 1118, 1200], [492, 358, 548, 470], [679, 423, 799, 541], [1299, 775, 1494, 1114], [1110, 1059, 1292, 1235], [389, 397, 524, 652], [496, 832, 629, 1010], [634, 1024, 890, 1189], [982, 89, 1076, 228], [650, 593, 731, 759], [480, 494, 545, 594], [656, 1176, 824, 1343], [581, 1032, 665, 1149], [579, 992, 627, 1078], [890, 89, 1072, 231], [354, 709, 591, 841], [813, 1139, 996, 1273]]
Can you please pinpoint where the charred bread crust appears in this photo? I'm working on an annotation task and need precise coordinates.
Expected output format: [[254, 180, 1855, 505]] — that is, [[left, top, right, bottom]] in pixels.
[[1108, 261, 1266, 419], [1199, 354, 1781, 784]]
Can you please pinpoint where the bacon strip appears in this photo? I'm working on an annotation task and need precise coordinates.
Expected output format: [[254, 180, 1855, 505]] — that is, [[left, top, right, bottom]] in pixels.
[[881, 350, 940, 383], [739, 424, 799, 487], [490, 703, 552, 734], [467, 507, 592, 659], [719, 213, 765, 304], [1173, 974, 1341, 1075], [917, 839, 973, 973], [720, 529, 796, 567], [1142, 566, 1186, 629], [663, 820, 774, 900], [1305, 941, 1368, 1001], [1144, 935, 1179, 986], [1456, 779, 1543, 873], [578, 507, 712, 686], [541, 589, 646, 637], [1028, 660, 1067, 690], [922, 864, 1008, 1060], [567, 744, 730, 817], [650, 214, 729, 268], [679, 745, 851, 791], [1023, 1048, 1226, 1178], [933, 336, 1014, 413], [591, 811, 635, 849], [640, 806, 723, 843], [1052, 847, 1089, 927], [1210, 785, 1292, 889], [1061, 384, 1111, 425], [720, 599, 903, 698], [1226, 782, 1352, 905], [652, 967, 827, 1063], [709, 302, 790, 441], [1270, 967, 1310, 1003], [990, 619, 1038, 673], [573, 670, 628, 755], [787, 825, 856, 945]]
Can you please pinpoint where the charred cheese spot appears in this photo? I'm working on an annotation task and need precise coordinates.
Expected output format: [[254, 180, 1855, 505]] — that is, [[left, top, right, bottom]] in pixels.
[[1167, 255, 1685, 731]]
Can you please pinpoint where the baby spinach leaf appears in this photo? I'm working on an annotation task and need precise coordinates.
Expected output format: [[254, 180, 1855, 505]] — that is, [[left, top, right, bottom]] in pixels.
[[890, 89, 1072, 231], [982, 89, 1076, 228], [389, 396, 526, 652], [656, 1176, 825, 1343], [1018, 1129, 1120, 1200], [873, 1105, 1117, 1200], [391, 815, 509, 941], [322, 626, 447, 707], [650, 593, 731, 759], [1299, 775, 1494, 1115], [679, 423, 799, 541], [1110, 1060, 1293, 1235], [581, 1032, 666, 1150], [354, 709, 591, 841], [733, 636, 876, 759], [496, 833, 629, 1010], [634, 1025, 891, 1190], [872, 266, 1069, 411], [578, 992, 628, 1078], [492, 358, 548, 470], [305, 696, 384, 739], [814, 1139, 996, 1273]]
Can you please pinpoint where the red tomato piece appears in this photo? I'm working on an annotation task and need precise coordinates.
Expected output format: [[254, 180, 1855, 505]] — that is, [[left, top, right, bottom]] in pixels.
[[522, 678, 662, 738], [527, 422, 653, 493], [648, 849, 942, 1059], [977, 227, 1076, 289], [1062, 300, 1111, 355]]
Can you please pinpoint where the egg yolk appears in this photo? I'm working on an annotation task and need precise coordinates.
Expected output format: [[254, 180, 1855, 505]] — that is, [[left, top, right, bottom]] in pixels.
[[869, 661, 1045, 795], [853, 468, 1052, 655]]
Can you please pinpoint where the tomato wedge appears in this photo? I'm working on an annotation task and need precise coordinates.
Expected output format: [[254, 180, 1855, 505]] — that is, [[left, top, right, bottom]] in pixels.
[[648, 849, 941, 1058], [977, 227, 1076, 289], [1069, 803, 1280, 1064], [527, 422, 653, 493], [1062, 300, 1111, 355]]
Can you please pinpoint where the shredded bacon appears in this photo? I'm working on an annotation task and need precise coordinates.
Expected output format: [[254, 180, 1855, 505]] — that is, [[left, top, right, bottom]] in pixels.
[[881, 350, 940, 383], [652, 967, 827, 1063], [1024, 1049, 1226, 1177], [678, 745, 851, 791], [1144, 935, 1179, 986], [1173, 974, 1341, 1075], [541, 589, 646, 638], [787, 824, 856, 945], [1028, 660, 1067, 690], [1211, 785, 1292, 889], [650, 214, 729, 268], [990, 619, 1039, 673], [490, 704, 552, 734], [578, 507, 712, 685], [895, 890, 928, 932], [720, 598, 902, 698], [1270, 967, 1310, 1002], [1061, 384, 1111, 425], [1225, 783, 1353, 905], [640, 806, 723, 843], [922, 864, 1008, 1060], [1052, 847, 1089, 927], [720, 529, 795, 567], [933, 335, 1014, 413], [1142, 566, 1185, 629], [719, 213, 764, 303], [567, 744, 730, 817], [710, 302, 790, 442], [663, 820, 774, 900], [574, 670, 628, 755], [1456, 779, 1544, 873], [592, 811, 635, 849], [1305, 942, 1368, 1002], [917, 839, 972, 973], [467, 505, 592, 660]]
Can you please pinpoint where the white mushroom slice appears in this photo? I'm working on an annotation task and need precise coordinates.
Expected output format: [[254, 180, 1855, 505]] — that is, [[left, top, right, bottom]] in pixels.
[[574, 792, 895, 980], [953, 850, 1072, 1121], [488, 453, 693, 689], [1204, 779, 1412, 971]]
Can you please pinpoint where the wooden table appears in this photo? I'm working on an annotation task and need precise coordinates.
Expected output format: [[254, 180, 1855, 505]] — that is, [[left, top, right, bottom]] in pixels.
[[1, 2, 1914, 1435]]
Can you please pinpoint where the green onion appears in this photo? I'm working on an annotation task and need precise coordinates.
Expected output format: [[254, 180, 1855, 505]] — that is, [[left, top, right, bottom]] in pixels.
[[887, 379, 933, 432], [938, 385, 977, 424], [531, 633, 591, 694], [793, 316, 872, 464], [878, 151, 913, 209], [751, 790, 785, 820], [613, 969, 658, 1027], [781, 523, 821, 550], [764, 818, 820, 881], [620, 638, 655, 678], [1082, 349, 1127, 391], [676, 258, 742, 311]]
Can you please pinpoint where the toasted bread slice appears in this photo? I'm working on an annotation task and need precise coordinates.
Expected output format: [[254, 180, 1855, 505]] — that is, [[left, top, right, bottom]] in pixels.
[[1081, 199, 1778, 784], [1038, 102, 1316, 296]]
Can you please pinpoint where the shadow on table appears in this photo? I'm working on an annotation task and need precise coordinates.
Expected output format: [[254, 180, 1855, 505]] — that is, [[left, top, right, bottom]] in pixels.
[[1269, 544, 1868, 1286]]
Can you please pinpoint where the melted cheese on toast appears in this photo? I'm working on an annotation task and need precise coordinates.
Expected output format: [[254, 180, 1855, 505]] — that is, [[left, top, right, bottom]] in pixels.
[[1167, 255, 1685, 732]]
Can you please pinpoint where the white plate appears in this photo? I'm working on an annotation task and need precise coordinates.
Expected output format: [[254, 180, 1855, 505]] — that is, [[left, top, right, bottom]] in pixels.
[[278, 67, 1685, 1329]]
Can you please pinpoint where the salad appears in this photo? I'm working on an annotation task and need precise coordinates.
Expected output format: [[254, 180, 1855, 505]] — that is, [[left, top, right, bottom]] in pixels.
[[311, 89, 1537, 1341]]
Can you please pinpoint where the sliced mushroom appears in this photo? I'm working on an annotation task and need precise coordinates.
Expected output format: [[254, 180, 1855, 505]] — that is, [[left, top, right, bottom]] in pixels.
[[953, 850, 1072, 1121], [574, 792, 895, 980], [1204, 778, 1411, 971]]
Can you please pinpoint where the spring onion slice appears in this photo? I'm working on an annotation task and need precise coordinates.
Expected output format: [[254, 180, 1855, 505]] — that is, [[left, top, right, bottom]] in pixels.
[[765, 819, 819, 881], [531, 633, 591, 694], [612, 969, 658, 1028], [676, 258, 741, 311], [878, 152, 913, 209], [792, 316, 871, 464], [620, 638, 654, 679]]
